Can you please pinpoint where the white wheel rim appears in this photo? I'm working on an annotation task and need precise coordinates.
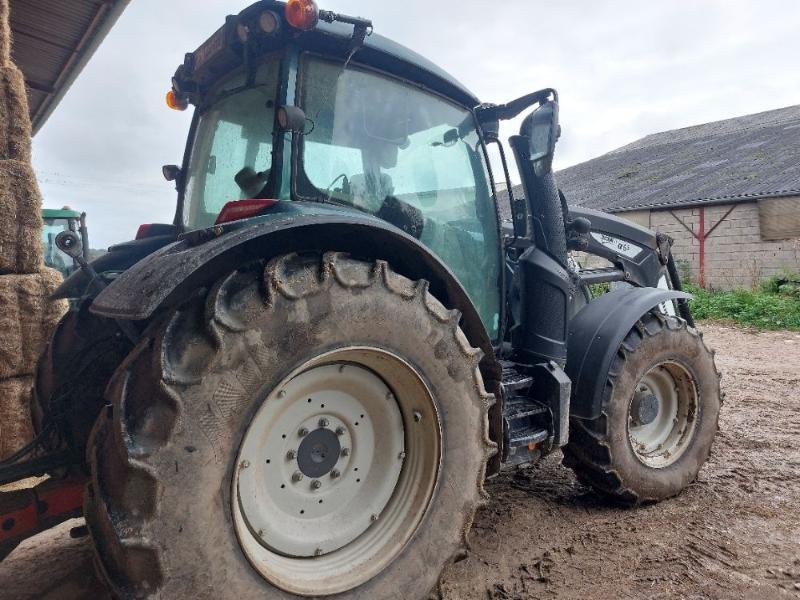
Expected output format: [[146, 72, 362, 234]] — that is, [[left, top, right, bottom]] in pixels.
[[232, 347, 441, 596], [627, 361, 698, 468]]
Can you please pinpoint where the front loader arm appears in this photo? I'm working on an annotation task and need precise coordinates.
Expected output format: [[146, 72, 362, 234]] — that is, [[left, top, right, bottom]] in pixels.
[[567, 206, 694, 325]]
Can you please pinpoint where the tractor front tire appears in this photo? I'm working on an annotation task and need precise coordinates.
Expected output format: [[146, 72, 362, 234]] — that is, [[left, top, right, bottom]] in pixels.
[[84, 252, 495, 599], [562, 312, 720, 504]]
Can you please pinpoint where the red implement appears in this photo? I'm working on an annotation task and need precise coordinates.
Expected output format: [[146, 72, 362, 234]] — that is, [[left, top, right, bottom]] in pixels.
[[0, 475, 85, 560]]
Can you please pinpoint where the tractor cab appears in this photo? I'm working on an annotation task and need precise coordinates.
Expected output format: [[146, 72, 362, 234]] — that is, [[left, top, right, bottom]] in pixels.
[[41, 207, 88, 278], [161, 0, 504, 339]]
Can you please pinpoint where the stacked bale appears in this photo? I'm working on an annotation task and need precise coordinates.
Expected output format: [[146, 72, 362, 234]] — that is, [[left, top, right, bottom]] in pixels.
[[0, 0, 68, 459]]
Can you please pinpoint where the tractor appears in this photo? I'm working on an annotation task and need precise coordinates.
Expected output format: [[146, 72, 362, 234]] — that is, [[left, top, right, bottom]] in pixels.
[[0, 1, 720, 597], [41, 207, 89, 278]]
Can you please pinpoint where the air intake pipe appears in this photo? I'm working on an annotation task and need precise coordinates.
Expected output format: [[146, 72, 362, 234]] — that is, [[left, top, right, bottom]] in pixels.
[[508, 102, 574, 366]]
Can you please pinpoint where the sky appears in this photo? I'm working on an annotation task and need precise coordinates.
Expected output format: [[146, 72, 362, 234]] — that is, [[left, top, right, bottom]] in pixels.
[[32, 0, 800, 249]]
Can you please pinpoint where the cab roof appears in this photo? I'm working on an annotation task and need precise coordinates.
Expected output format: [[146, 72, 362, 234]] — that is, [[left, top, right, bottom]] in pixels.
[[42, 208, 81, 219], [182, 2, 481, 110], [316, 20, 480, 108]]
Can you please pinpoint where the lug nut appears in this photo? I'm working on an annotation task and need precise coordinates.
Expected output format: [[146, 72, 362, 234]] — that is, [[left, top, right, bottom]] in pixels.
[[239, 460, 250, 469], [370, 514, 379, 522], [278, 390, 287, 398], [413, 411, 422, 423], [311, 479, 322, 490], [314, 548, 323, 556], [292, 471, 303, 483], [341, 448, 350, 457], [298, 427, 309, 437], [286, 450, 297, 460], [330, 469, 340, 479], [335, 426, 345, 436], [319, 418, 329, 428], [398, 451, 406, 460]]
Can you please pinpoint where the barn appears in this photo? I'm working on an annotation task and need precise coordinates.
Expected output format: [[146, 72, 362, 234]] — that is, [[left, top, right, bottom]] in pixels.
[[503, 105, 800, 289]]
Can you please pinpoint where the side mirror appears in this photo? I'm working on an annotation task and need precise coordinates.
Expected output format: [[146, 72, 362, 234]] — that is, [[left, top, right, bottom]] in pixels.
[[54, 230, 84, 260], [520, 100, 560, 175], [162, 164, 182, 182]]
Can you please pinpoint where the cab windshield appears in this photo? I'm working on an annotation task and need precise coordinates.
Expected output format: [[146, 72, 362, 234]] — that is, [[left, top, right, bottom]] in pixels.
[[183, 56, 280, 230], [41, 217, 73, 277], [297, 56, 501, 337]]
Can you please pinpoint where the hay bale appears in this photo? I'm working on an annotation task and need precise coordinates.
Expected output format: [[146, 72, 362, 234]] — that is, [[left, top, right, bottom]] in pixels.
[[0, 376, 34, 459], [0, 269, 67, 379], [0, 0, 9, 66], [0, 158, 43, 274], [0, 66, 33, 162]]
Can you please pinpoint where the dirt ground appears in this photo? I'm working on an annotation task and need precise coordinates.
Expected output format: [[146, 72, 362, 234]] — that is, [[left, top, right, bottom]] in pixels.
[[1, 323, 799, 599]]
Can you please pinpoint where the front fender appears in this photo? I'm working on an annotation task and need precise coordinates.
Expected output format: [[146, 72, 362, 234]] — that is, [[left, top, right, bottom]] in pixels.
[[565, 287, 692, 420]]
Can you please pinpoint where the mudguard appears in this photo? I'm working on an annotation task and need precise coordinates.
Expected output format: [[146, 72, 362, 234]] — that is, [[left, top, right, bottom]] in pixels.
[[565, 287, 692, 420], [90, 210, 500, 375]]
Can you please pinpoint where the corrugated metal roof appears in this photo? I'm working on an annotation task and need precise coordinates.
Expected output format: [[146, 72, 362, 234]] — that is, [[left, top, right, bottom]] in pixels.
[[9, 0, 130, 134], [497, 104, 800, 218], [555, 104, 800, 213]]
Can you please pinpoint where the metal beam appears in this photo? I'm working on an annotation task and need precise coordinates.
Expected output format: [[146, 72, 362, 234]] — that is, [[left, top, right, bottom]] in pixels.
[[29, 0, 132, 135]]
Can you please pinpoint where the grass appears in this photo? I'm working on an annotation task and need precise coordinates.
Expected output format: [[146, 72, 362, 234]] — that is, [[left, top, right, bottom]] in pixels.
[[685, 283, 800, 330]]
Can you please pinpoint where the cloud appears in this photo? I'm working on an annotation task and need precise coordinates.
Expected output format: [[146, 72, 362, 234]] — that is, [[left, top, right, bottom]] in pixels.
[[32, 0, 800, 248]]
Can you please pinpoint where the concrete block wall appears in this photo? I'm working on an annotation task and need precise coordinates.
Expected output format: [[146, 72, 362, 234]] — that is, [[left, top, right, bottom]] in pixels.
[[624, 201, 800, 290]]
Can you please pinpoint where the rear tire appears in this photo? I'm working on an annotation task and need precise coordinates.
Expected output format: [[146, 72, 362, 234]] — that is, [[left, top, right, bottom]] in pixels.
[[562, 312, 720, 503], [84, 252, 495, 599]]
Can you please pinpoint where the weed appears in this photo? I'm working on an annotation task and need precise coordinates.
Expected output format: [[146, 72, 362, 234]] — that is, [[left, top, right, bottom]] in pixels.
[[686, 283, 800, 330]]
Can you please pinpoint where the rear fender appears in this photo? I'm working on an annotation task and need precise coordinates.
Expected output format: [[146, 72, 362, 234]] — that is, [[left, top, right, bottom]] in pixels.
[[565, 287, 692, 420], [89, 214, 504, 468]]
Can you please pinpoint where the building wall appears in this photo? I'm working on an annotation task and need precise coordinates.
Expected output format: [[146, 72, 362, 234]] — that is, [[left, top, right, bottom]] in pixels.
[[617, 200, 800, 289]]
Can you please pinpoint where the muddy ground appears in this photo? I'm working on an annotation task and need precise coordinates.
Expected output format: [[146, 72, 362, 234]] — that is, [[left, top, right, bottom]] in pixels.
[[1, 324, 799, 599]]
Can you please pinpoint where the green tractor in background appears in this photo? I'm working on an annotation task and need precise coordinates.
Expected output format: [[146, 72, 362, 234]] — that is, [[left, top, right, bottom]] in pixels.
[[41, 207, 89, 278]]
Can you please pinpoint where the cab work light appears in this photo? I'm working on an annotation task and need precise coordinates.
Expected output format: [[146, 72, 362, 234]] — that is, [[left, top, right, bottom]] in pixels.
[[259, 10, 281, 34], [285, 0, 319, 31]]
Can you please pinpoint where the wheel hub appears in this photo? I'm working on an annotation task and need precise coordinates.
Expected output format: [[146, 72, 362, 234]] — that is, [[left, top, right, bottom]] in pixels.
[[235, 362, 405, 558], [628, 362, 698, 468], [297, 427, 341, 478], [630, 389, 659, 426]]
